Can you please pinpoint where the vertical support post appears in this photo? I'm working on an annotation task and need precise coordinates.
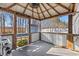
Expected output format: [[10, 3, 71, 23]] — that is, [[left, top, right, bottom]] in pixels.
[[39, 20, 41, 40], [20, 19, 21, 33], [1, 17, 3, 34], [67, 15, 73, 49], [28, 18, 31, 44], [67, 3, 75, 50], [12, 13, 17, 49], [2, 15, 5, 34]]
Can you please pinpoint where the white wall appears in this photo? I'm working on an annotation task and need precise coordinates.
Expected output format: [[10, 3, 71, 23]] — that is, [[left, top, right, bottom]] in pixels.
[[31, 33, 39, 42], [41, 33, 67, 47]]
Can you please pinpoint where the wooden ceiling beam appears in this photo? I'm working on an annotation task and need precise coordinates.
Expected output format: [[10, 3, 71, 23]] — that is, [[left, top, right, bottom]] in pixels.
[[39, 4, 46, 19], [40, 11, 73, 20], [36, 8, 40, 20], [41, 3, 52, 17], [17, 3, 56, 14], [16, 3, 38, 14], [17, 3, 25, 8], [47, 3, 60, 15], [68, 3, 75, 15], [27, 8, 39, 14], [71, 3, 75, 12], [6, 3, 17, 9], [40, 11, 79, 20], [38, 8, 51, 14], [0, 7, 39, 20], [23, 3, 29, 14], [56, 3, 70, 11], [72, 3, 76, 15], [38, 5, 58, 14], [32, 7, 34, 19]]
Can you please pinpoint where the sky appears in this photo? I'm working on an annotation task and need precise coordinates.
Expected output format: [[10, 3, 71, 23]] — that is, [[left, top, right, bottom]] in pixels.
[[59, 15, 68, 23], [4, 13, 12, 27], [3, 13, 28, 27]]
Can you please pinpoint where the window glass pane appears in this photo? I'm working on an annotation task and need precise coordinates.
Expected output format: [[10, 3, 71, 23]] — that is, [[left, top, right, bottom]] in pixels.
[[17, 17, 29, 34], [3, 13, 13, 27], [31, 26, 38, 32], [3, 12, 13, 34], [0, 11, 13, 34], [31, 19, 40, 33], [41, 16, 68, 33]]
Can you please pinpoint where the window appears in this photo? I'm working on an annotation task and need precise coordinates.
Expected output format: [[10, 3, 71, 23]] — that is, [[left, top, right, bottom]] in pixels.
[[41, 16, 68, 33], [3, 12, 13, 34], [16, 17, 29, 47], [17, 17, 29, 34], [31, 19, 40, 33], [0, 11, 13, 34]]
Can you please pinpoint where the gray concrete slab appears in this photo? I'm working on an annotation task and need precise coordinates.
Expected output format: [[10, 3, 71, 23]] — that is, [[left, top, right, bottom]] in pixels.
[[12, 41, 57, 56], [47, 47, 79, 56]]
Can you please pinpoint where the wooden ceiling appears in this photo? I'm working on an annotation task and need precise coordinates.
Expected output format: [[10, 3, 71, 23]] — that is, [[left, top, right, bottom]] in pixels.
[[0, 3, 76, 20]]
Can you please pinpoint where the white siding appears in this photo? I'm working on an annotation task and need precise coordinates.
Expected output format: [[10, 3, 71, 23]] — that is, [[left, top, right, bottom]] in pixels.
[[41, 33, 67, 47], [31, 33, 39, 42]]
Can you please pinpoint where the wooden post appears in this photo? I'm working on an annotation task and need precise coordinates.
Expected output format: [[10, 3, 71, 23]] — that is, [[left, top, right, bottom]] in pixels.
[[67, 3, 75, 50], [67, 15, 73, 49], [28, 18, 31, 44], [2, 16, 5, 34], [12, 13, 17, 49], [39, 20, 41, 40]]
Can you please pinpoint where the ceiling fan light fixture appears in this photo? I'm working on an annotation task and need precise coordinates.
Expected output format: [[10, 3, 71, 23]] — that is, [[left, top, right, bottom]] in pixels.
[[30, 3, 40, 8]]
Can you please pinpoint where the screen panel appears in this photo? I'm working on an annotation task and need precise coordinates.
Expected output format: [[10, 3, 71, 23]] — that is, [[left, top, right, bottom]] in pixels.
[[41, 16, 68, 33], [0, 11, 13, 34]]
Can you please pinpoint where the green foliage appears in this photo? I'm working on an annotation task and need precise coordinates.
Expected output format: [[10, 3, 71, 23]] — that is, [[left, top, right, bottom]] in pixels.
[[17, 39, 28, 47]]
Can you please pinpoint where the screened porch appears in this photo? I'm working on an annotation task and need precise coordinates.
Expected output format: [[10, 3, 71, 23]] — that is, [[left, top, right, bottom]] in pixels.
[[0, 3, 79, 56]]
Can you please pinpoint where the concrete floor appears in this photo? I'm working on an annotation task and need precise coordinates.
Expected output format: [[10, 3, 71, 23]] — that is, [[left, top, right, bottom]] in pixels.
[[1, 40, 79, 56], [12, 41, 57, 56], [47, 47, 79, 56]]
